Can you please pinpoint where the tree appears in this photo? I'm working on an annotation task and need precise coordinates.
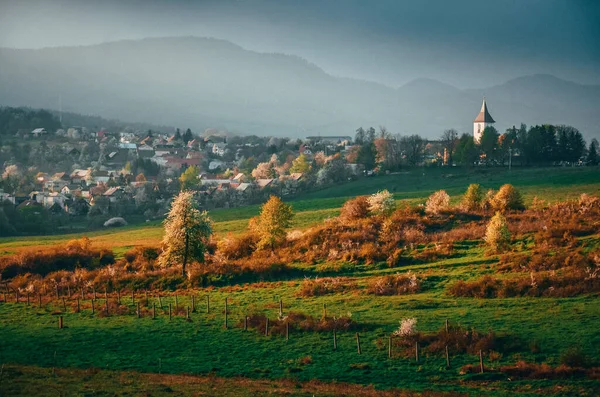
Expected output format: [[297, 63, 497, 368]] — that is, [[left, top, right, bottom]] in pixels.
[[485, 212, 511, 252], [440, 129, 458, 165], [357, 142, 377, 170], [179, 165, 199, 190], [400, 135, 426, 166], [479, 126, 499, 164], [491, 184, 524, 212], [587, 139, 599, 165], [367, 190, 395, 215], [462, 183, 484, 211], [183, 128, 193, 145], [340, 196, 370, 221], [355, 127, 366, 145], [252, 162, 277, 179], [174, 128, 182, 141], [425, 190, 450, 215], [136, 173, 147, 183], [290, 153, 311, 174], [158, 191, 212, 276], [251, 195, 294, 250]]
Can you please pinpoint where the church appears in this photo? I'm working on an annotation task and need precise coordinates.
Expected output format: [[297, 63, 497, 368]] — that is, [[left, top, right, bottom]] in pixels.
[[473, 98, 495, 143]]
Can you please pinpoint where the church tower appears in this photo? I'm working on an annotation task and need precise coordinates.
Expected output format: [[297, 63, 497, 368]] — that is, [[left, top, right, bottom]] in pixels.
[[473, 98, 495, 143]]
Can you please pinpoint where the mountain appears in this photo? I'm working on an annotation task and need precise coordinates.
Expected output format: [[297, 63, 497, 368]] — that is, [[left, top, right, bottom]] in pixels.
[[0, 37, 598, 139]]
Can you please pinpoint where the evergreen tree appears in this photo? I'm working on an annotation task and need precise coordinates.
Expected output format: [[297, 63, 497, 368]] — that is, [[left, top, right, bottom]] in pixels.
[[183, 128, 193, 145], [587, 139, 599, 165]]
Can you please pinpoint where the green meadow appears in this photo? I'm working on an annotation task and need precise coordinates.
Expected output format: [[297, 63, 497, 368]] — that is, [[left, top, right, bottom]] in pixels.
[[1, 166, 599, 396]]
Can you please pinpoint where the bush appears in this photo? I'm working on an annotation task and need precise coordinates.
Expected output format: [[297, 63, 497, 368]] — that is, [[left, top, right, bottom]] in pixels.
[[217, 233, 257, 260], [367, 272, 420, 295], [462, 183, 484, 211], [484, 212, 511, 252], [339, 196, 370, 221], [367, 190, 395, 215], [491, 184, 525, 212], [296, 277, 355, 297], [425, 190, 450, 215]]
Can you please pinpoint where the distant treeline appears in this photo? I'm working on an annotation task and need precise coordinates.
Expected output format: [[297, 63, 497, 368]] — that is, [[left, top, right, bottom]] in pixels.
[[0, 107, 62, 136]]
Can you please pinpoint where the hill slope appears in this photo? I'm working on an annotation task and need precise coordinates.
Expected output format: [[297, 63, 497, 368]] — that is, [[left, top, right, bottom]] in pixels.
[[1, 37, 599, 138]]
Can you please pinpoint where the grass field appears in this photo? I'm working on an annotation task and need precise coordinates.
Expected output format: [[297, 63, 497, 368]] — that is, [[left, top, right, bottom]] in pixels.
[[1, 166, 599, 396], [1, 166, 598, 258]]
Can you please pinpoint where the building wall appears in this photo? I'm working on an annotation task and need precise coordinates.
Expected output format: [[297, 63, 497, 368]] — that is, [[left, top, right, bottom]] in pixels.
[[473, 122, 490, 143]]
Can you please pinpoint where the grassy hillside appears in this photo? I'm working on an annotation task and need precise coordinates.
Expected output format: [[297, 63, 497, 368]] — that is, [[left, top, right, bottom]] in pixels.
[[1, 167, 598, 257], [1, 167, 599, 396]]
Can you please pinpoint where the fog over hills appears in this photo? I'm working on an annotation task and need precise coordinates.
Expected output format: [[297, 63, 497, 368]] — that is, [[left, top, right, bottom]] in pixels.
[[1, 37, 598, 139]]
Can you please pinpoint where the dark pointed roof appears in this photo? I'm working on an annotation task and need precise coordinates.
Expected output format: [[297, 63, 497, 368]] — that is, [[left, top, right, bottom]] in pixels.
[[474, 98, 495, 123]]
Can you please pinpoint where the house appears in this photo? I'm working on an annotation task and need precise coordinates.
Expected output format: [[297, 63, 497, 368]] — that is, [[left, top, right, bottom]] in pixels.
[[137, 144, 155, 158], [289, 172, 304, 181], [103, 186, 126, 203], [256, 178, 274, 189], [45, 172, 71, 190], [17, 200, 43, 211], [306, 136, 352, 144], [70, 169, 90, 185], [0, 191, 15, 204], [92, 170, 111, 184], [232, 173, 247, 183], [236, 183, 252, 192], [164, 157, 201, 170], [31, 128, 47, 137], [212, 142, 227, 157]]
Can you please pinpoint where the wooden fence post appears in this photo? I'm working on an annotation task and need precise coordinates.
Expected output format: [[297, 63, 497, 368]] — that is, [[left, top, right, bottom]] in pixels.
[[323, 303, 327, 318], [279, 299, 283, 317], [76, 298, 80, 313], [445, 345, 450, 368], [206, 295, 210, 313], [137, 302, 141, 318], [265, 318, 269, 336], [187, 306, 190, 320], [157, 294, 163, 309], [117, 290, 121, 305], [356, 333, 361, 354], [26, 293, 30, 306], [15, 291, 19, 303], [58, 316, 63, 329], [479, 350, 484, 373], [445, 319, 449, 335], [333, 329, 337, 350], [388, 336, 392, 359], [153, 303, 156, 319], [244, 316, 248, 331], [285, 321, 289, 341], [91, 299, 95, 314], [67, 285, 71, 298], [169, 303, 172, 320]]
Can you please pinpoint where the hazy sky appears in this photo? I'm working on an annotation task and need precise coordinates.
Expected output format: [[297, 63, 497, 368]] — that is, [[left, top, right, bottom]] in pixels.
[[1, 0, 598, 88]]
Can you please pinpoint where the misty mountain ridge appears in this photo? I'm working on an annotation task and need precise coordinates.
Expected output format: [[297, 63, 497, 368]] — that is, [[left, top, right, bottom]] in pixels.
[[0, 36, 598, 139]]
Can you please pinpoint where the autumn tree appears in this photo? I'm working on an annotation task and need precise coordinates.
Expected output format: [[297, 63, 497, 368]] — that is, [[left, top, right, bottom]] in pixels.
[[290, 153, 311, 174], [179, 165, 199, 190], [340, 196, 370, 221], [485, 212, 511, 252], [158, 191, 212, 276], [462, 183, 484, 211], [135, 173, 147, 182], [425, 190, 450, 215], [251, 195, 294, 250]]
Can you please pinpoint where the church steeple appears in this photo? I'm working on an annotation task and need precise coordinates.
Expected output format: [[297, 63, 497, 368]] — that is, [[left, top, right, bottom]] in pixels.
[[473, 97, 495, 143], [474, 97, 495, 123]]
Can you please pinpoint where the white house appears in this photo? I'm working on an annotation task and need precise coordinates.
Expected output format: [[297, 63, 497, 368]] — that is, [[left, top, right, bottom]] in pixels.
[[212, 143, 227, 157], [31, 128, 47, 137], [473, 98, 495, 144]]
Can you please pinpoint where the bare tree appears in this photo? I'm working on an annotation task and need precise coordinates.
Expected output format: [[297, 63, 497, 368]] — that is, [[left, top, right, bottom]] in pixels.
[[441, 129, 459, 165]]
